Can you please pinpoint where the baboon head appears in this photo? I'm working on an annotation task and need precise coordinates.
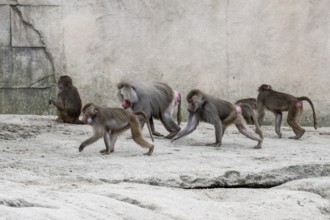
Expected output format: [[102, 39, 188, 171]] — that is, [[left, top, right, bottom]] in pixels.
[[81, 103, 98, 124], [258, 84, 272, 92], [57, 75, 73, 90]]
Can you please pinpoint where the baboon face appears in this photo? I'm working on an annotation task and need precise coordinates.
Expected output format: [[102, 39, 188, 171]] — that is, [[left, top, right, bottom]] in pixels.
[[187, 94, 204, 113], [117, 85, 139, 109], [57, 75, 73, 90], [81, 103, 97, 124]]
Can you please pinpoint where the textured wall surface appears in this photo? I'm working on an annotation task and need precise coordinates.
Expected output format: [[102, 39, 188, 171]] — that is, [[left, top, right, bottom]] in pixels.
[[0, 0, 329, 125]]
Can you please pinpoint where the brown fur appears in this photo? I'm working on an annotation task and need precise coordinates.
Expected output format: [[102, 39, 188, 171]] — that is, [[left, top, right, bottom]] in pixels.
[[235, 98, 257, 125], [79, 103, 154, 155], [173, 89, 263, 149], [257, 84, 317, 139], [49, 75, 83, 124]]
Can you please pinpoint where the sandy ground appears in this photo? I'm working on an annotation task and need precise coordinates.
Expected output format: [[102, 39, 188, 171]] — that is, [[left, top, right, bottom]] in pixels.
[[0, 114, 330, 219]]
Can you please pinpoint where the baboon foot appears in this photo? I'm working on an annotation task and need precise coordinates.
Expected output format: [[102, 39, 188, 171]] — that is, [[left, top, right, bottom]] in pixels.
[[144, 146, 154, 156], [99, 149, 113, 155], [289, 130, 305, 139], [205, 142, 222, 147], [164, 130, 180, 139], [253, 145, 262, 149], [152, 131, 164, 137]]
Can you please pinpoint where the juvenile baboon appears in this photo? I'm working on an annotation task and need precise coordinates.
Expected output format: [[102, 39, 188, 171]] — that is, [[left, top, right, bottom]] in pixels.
[[79, 103, 154, 155], [257, 84, 317, 139], [117, 81, 181, 139], [172, 89, 263, 149], [235, 98, 257, 125], [49, 75, 83, 124]]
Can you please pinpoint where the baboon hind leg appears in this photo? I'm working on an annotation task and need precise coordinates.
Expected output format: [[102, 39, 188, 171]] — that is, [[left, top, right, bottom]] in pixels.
[[287, 103, 305, 139], [130, 117, 154, 155], [149, 117, 163, 137], [235, 115, 263, 149], [275, 112, 283, 138], [100, 126, 129, 155]]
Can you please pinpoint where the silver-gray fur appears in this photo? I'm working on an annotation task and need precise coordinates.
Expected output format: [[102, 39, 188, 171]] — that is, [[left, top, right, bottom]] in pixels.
[[117, 81, 181, 138]]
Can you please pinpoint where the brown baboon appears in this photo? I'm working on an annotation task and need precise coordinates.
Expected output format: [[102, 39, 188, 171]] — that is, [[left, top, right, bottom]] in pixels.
[[172, 89, 263, 149], [79, 103, 154, 155], [235, 98, 257, 125], [117, 81, 181, 139], [49, 75, 83, 124], [257, 84, 317, 139]]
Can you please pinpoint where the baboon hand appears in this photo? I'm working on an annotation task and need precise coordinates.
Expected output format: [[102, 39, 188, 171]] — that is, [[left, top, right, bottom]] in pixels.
[[171, 136, 179, 142]]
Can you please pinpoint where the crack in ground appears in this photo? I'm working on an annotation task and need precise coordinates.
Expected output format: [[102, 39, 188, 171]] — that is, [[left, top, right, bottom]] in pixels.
[[0, 198, 56, 209], [99, 163, 330, 190], [105, 193, 159, 211]]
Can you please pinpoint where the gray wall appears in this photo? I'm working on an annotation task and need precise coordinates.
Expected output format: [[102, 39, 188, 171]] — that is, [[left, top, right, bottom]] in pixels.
[[1, 0, 329, 126]]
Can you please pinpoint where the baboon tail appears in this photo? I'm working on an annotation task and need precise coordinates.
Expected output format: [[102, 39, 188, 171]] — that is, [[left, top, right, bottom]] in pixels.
[[133, 111, 154, 142], [177, 93, 182, 126], [298, 96, 317, 129]]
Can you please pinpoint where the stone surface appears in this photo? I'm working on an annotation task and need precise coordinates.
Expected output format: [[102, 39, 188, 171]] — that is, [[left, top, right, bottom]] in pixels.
[[0, 0, 61, 5], [276, 177, 330, 200], [0, 48, 12, 83], [0, 88, 53, 114], [0, 0, 330, 124], [0, 115, 330, 219], [60, 0, 330, 125], [11, 6, 44, 47], [12, 48, 54, 87], [0, 4, 60, 114], [0, 5, 10, 47]]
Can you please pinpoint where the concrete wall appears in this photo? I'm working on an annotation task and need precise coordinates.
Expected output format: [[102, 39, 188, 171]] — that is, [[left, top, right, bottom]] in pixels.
[[1, 0, 330, 126]]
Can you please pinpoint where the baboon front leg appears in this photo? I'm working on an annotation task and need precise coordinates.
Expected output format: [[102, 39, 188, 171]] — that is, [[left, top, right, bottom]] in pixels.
[[287, 104, 305, 139], [79, 135, 100, 152], [205, 119, 222, 147], [100, 131, 110, 154], [222, 122, 227, 136], [100, 131, 120, 155], [100, 126, 129, 155], [275, 112, 283, 138]]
